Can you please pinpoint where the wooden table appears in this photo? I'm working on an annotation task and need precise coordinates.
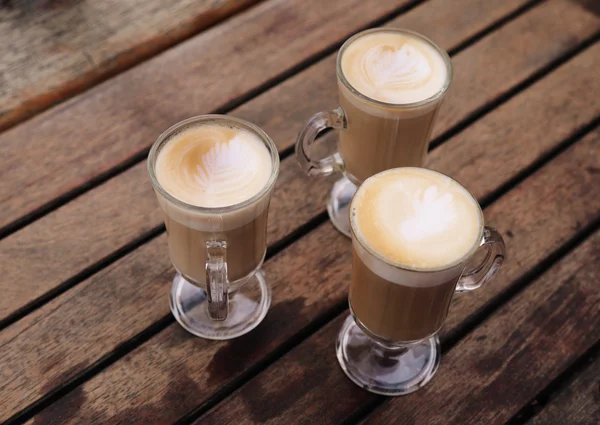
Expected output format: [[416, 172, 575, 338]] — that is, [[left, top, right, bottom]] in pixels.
[[1, 0, 599, 423]]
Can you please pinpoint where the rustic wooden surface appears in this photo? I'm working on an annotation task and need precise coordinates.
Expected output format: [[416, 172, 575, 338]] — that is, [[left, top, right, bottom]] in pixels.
[[2, 0, 597, 327], [361, 232, 600, 425], [0, 0, 263, 131], [186, 128, 600, 425], [198, 231, 600, 425], [1, 0, 599, 424], [3, 0, 596, 402], [0, 0, 406, 233], [527, 355, 600, 425], [11, 41, 600, 425], [0, 0, 546, 322]]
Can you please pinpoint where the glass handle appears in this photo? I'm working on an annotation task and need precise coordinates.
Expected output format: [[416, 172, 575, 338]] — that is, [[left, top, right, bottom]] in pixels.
[[456, 227, 505, 292], [205, 240, 228, 321], [295, 107, 346, 176]]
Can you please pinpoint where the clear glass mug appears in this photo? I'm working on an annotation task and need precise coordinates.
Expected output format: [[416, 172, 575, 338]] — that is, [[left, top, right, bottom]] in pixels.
[[295, 28, 452, 237], [336, 168, 505, 395], [148, 115, 279, 340]]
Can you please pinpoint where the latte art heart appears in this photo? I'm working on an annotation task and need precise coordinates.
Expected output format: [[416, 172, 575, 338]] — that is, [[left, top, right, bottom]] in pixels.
[[362, 44, 432, 89]]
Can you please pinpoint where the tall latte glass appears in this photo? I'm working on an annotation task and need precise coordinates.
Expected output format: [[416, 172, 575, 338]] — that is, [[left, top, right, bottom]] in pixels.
[[148, 116, 279, 340], [337, 168, 505, 395], [296, 28, 452, 237]]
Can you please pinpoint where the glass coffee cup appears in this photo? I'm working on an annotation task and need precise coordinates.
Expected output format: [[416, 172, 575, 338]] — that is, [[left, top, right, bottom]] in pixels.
[[295, 28, 452, 237], [336, 167, 505, 395], [148, 115, 279, 340]]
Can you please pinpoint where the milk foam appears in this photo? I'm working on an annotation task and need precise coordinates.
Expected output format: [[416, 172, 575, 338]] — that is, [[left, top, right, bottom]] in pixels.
[[351, 168, 482, 270], [341, 31, 448, 104], [155, 124, 272, 208]]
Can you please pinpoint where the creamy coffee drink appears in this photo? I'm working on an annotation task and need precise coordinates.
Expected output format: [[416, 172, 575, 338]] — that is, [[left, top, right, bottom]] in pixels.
[[349, 168, 482, 341], [155, 123, 274, 285], [338, 29, 451, 183]]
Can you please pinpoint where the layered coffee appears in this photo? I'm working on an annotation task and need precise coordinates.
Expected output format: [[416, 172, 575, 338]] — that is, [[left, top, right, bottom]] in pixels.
[[338, 29, 450, 183], [349, 168, 482, 341], [154, 123, 274, 285]]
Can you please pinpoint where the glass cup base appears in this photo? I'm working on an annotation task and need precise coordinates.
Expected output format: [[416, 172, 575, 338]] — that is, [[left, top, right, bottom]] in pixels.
[[327, 176, 358, 238], [336, 315, 440, 396], [170, 271, 271, 340]]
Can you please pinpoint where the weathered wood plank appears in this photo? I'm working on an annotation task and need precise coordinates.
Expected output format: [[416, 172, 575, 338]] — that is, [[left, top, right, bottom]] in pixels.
[[527, 355, 600, 425], [256, 0, 600, 241], [359, 241, 600, 425], [15, 50, 600, 424], [0, 0, 408, 231], [2, 0, 597, 325], [231, 0, 548, 149], [0, 0, 263, 131], [197, 226, 600, 425]]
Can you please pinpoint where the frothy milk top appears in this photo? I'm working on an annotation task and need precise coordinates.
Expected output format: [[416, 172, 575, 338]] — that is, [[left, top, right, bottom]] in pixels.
[[155, 124, 272, 208], [341, 31, 447, 104], [352, 168, 481, 269]]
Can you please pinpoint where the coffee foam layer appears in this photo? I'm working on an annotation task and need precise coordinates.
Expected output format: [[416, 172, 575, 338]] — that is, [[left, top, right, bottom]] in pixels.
[[353, 238, 464, 287], [155, 124, 272, 208], [352, 168, 482, 271], [341, 31, 447, 104]]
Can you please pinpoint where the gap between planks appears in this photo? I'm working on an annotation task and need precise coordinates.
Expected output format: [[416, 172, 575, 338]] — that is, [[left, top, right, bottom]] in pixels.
[[0, 0, 433, 241], [182, 143, 600, 425], [3, 1, 597, 422], [6, 121, 600, 425], [0, 0, 426, 331], [0, 0, 580, 333], [0, 0, 436, 330], [0, 0, 547, 241], [432, 30, 600, 150], [505, 338, 600, 425], [336, 116, 600, 423], [0, 0, 267, 134]]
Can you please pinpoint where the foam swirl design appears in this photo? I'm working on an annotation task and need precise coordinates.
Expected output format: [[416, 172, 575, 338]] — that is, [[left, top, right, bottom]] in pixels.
[[352, 168, 481, 270], [397, 185, 456, 241], [361, 44, 432, 89], [341, 31, 447, 104], [183, 135, 260, 195], [156, 125, 272, 208]]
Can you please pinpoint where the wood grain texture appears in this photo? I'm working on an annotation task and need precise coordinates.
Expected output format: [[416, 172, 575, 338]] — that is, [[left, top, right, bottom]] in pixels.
[[0, 0, 406, 231], [192, 131, 600, 425], [257, 0, 600, 239], [527, 355, 600, 425], [231, 0, 542, 150], [2, 0, 597, 325], [360, 237, 600, 425], [16, 54, 600, 425], [0, 0, 263, 131]]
